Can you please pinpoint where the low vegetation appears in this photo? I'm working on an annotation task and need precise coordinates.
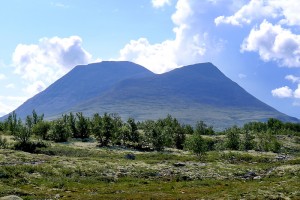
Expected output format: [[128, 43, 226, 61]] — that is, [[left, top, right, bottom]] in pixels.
[[0, 110, 299, 199]]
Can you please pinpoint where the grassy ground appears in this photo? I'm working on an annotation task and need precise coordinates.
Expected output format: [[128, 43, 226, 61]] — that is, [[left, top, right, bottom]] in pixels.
[[0, 135, 299, 199]]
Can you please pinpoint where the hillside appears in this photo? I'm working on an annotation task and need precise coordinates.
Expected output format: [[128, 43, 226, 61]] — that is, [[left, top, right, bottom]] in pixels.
[[69, 62, 297, 129], [10, 61, 153, 119], [3, 61, 298, 129]]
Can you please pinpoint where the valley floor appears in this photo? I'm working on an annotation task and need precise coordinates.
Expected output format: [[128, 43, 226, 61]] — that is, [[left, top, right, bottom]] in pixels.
[[0, 136, 299, 199]]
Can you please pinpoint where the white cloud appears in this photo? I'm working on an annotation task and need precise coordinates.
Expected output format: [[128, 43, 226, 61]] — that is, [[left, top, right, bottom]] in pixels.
[[119, 0, 219, 73], [0, 74, 6, 80], [268, 0, 300, 26], [23, 81, 46, 96], [285, 75, 300, 83], [12, 36, 92, 95], [0, 96, 28, 117], [215, 0, 278, 26], [152, 0, 171, 8], [294, 84, 300, 99], [271, 86, 293, 98], [215, 0, 300, 26], [241, 20, 300, 68]]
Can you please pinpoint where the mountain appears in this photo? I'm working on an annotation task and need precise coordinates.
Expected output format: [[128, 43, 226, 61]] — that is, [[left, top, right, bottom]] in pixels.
[[9, 61, 153, 119], [3, 61, 298, 129]]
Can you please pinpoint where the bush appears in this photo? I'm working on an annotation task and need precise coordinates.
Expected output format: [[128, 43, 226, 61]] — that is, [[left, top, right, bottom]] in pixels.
[[0, 136, 8, 149], [0, 122, 4, 131], [225, 126, 241, 150], [32, 121, 51, 140], [13, 125, 32, 145], [185, 134, 207, 157], [49, 119, 71, 142], [241, 131, 256, 151], [75, 112, 90, 139], [14, 140, 48, 153], [256, 130, 282, 153]]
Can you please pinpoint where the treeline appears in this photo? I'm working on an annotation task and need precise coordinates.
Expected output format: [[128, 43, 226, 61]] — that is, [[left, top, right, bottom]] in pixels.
[[0, 110, 299, 155]]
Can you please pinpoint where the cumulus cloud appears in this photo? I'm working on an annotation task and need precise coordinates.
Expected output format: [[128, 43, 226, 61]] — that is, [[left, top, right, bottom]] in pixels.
[[119, 0, 218, 73], [241, 20, 300, 68], [12, 36, 92, 95], [271, 86, 293, 98], [285, 75, 300, 83], [151, 0, 171, 8], [215, 0, 300, 26], [294, 84, 300, 99], [0, 96, 28, 117], [215, 0, 278, 26]]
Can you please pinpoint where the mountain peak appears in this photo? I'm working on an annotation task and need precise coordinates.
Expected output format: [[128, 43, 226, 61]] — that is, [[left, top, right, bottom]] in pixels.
[[4, 61, 298, 129]]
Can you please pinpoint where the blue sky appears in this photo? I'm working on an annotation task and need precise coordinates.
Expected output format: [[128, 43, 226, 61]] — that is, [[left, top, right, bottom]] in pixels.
[[1, 0, 300, 118]]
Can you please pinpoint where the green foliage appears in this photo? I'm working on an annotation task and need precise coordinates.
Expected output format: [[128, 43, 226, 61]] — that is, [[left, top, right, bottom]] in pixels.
[[195, 121, 214, 135], [0, 122, 4, 132], [91, 113, 103, 144], [32, 121, 51, 140], [143, 120, 165, 151], [92, 113, 114, 146], [13, 124, 32, 145], [243, 121, 267, 133], [75, 112, 90, 139], [0, 135, 8, 149], [185, 134, 207, 157], [68, 112, 78, 137], [6, 111, 18, 135], [49, 119, 71, 142], [225, 126, 241, 150], [241, 131, 256, 151], [267, 118, 283, 134], [256, 130, 282, 153], [127, 117, 139, 143]]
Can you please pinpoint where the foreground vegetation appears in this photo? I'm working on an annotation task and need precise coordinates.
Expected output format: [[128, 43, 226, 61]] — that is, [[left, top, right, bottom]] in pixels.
[[0, 111, 299, 199]]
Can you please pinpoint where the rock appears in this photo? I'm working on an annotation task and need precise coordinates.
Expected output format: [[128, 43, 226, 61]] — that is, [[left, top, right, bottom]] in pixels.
[[124, 153, 135, 160], [0, 196, 23, 200], [275, 154, 288, 161], [243, 171, 257, 179], [173, 162, 186, 167], [253, 175, 262, 180]]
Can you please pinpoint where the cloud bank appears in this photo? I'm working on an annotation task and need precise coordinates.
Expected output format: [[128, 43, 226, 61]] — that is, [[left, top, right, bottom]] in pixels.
[[241, 20, 300, 68], [151, 0, 171, 8], [119, 0, 210, 74], [12, 36, 92, 96]]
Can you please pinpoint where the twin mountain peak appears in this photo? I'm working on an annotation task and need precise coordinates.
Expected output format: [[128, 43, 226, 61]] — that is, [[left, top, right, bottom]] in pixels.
[[10, 61, 298, 129]]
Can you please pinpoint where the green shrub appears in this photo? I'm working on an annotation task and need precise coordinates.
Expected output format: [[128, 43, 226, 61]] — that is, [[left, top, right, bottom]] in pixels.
[[256, 130, 282, 153], [0, 136, 8, 149], [32, 121, 51, 140], [241, 131, 256, 151], [14, 140, 48, 153], [185, 134, 207, 157], [225, 126, 241, 150], [49, 119, 71, 142]]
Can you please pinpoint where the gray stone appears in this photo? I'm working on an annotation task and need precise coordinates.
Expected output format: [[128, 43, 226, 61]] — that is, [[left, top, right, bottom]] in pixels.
[[124, 153, 136, 160], [0, 196, 23, 200], [173, 162, 186, 167]]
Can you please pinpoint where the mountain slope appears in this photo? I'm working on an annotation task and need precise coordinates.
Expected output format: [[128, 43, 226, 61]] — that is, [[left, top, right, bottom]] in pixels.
[[4, 61, 298, 129], [11, 61, 153, 119], [69, 63, 298, 129]]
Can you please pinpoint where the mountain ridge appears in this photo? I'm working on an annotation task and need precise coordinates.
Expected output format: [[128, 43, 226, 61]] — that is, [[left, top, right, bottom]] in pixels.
[[2, 61, 298, 129]]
